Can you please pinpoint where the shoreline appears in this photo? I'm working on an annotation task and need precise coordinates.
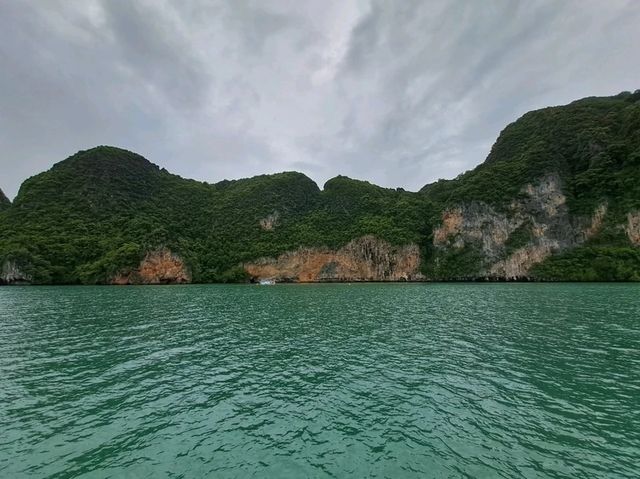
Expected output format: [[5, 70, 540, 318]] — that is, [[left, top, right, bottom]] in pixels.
[[2, 279, 640, 287]]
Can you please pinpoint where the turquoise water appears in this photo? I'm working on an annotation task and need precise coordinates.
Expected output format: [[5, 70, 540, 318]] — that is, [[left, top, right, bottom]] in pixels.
[[1, 283, 639, 478]]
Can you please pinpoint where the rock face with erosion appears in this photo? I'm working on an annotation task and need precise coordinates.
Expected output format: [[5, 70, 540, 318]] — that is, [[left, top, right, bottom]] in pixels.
[[431, 174, 608, 279], [259, 211, 280, 231], [626, 212, 640, 246], [245, 235, 423, 282], [0, 260, 32, 285], [111, 248, 191, 285]]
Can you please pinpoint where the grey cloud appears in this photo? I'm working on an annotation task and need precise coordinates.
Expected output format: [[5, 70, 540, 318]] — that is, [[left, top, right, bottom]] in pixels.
[[99, 1, 210, 110], [1, 0, 639, 199]]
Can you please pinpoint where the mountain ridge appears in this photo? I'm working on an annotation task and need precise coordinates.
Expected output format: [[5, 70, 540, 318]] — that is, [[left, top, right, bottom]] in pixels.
[[1, 91, 639, 284]]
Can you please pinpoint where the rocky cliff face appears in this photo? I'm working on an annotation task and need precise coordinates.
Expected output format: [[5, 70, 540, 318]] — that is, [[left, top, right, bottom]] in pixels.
[[259, 211, 280, 231], [0, 260, 32, 285], [245, 235, 423, 282], [626, 212, 640, 246], [1, 93, 638, 284], [430, 174, 608, 279], [111, 248, 191, 285]]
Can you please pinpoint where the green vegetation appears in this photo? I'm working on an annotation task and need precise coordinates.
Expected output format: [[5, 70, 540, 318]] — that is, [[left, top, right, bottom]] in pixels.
[[504, 221, 533, 256], [0, 189, 10, 212], [422, 91, 640, 217], [421, 90, 640, 280], [531, 247, 640, 281], [0, 147, 433, 283], [423, 242, 485, 280], [1, 91, 639, 283]]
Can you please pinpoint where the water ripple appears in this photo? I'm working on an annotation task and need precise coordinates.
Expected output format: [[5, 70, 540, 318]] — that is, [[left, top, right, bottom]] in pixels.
[[1, 283, 639, 478]]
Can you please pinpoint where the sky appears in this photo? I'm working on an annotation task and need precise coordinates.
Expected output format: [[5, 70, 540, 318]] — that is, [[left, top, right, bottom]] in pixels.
[[1, 1, 639, 199]]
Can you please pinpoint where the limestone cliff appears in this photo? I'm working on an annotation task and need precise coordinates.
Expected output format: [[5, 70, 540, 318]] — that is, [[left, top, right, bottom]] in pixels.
[[111, 248, 191, 285], [259, 211, 280, 231], [626, 212, 640, 246], [0, 260, 32, 285], [1, 92, 639, 284], [430, 174, 609, 279], [245, 236, 423, 282]]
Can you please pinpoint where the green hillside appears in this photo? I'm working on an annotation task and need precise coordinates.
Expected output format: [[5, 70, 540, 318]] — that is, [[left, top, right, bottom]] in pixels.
[[1, 91, 639, 284], [422, 91, 640, 215], [421, 91, 640, 280], [0, 189, 10, 211], [0, 147, 431, 283]]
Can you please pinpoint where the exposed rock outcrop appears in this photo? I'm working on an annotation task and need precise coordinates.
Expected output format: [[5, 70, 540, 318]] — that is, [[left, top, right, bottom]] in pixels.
[[489, 242, 557, 279], [111, 248, 191, 285], [259, 211, 280, 231], [584, 204, 607, 240], [626, 211, 640, 246], [0, 260, 32, 285], [431, 174, 608, 279], [245, 235, 423, 282]]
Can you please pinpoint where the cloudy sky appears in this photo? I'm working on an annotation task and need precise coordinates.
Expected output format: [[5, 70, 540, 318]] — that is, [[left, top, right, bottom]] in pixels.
[[1, 0, 639, 199]]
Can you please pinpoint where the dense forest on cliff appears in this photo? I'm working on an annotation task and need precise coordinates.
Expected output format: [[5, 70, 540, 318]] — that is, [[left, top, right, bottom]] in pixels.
[[0, 189, 10, 212], [421, 90, 640, 280], [1, 91, 640, 284], [0, 148, 433, 283]]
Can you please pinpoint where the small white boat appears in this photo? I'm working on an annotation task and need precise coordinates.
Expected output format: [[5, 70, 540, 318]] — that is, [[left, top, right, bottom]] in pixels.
[[258, 279, 276, 285]]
